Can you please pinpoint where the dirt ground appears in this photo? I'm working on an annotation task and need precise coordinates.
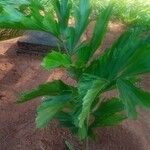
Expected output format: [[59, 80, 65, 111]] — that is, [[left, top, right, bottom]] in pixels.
[[0, 22, 150, 150]]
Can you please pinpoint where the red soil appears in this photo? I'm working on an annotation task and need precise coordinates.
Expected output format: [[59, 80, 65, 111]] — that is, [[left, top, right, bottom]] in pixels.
[[0, 22, 150, 150]]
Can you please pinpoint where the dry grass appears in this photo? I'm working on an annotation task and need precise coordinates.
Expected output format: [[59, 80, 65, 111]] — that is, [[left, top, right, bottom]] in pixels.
[[0, 29, 24, 41]]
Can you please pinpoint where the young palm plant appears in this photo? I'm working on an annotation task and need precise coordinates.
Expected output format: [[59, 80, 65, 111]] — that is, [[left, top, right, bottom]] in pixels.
[[0, 0, 150, 142]]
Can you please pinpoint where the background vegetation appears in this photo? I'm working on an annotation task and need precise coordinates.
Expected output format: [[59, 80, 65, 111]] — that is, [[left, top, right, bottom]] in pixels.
[[91, 0, 150, 27], [0, 0, 150, 41]]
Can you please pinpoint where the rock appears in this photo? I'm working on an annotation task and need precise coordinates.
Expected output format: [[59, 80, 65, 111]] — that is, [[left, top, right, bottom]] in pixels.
[[17, 31, 63, 55]]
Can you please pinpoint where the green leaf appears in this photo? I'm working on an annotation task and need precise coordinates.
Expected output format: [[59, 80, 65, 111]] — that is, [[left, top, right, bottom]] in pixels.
[[18, 80, 71, 103], [78, 74, 109, 98], [117, 80, 138, 119], [122, 45, 150, 77], [94, 98, 125, 117], [0, 1, 38, 29], [52, 0, 75, 52], [0, 0, 59, 36], [92, 98, 126, 128], [55, 112, 76, 128], [74, 0, 91, 45], [0, 0, 29, 6], [75, 3, 113, 67], [90, 2, 113, 52], [53, 0, 71, 29], [117, 79, 150, 119], [78, 123, 87, 140], [36, 94, 71, 128], [62, 27, 76, 52], [42, 11, 59, 36], [75, 43, 91, 68], [41, 51, 71, 70], [94, 114, 126, 127], [78, 74, 108, 128], [87, 28, 150, 80]]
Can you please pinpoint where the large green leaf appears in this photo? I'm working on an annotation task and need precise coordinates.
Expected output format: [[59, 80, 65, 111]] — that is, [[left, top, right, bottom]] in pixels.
[[41, 51, 71, 70], [78, 74, 108, 128], [63, 27, 76, 52], [42, 11, 59, 36], [0, 1, 39, 29], [18, 80, 72, 103], [75, 43, 91, 68], [36, 94, 71, 128], [93, 113, 126, 127], [74, 0, 91, 46], [90, 3, 113, 52], [75, 3, 113, 67], [0, 0, 59, 36], [117, 79, 150, 119], [51, 0, 75, 52], [122, 45, 150, 77], [87, 28, 150, 80], [53, 0, 71, 29], [91, 98, 126, 127], [78, 123, 87, 140], [77, 74, 101, 97]]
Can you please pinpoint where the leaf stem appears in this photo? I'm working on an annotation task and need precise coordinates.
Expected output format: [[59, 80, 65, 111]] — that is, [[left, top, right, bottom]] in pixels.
[[86, 113, 90, 150]]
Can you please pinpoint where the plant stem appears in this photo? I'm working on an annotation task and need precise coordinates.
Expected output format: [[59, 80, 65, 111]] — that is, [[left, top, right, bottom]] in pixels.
[[86, 137, 89, 150], [85, 114, 90, 150]]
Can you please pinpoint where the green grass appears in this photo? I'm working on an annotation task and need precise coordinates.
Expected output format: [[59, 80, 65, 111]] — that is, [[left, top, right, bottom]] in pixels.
[[91, 0, 150, 27]]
